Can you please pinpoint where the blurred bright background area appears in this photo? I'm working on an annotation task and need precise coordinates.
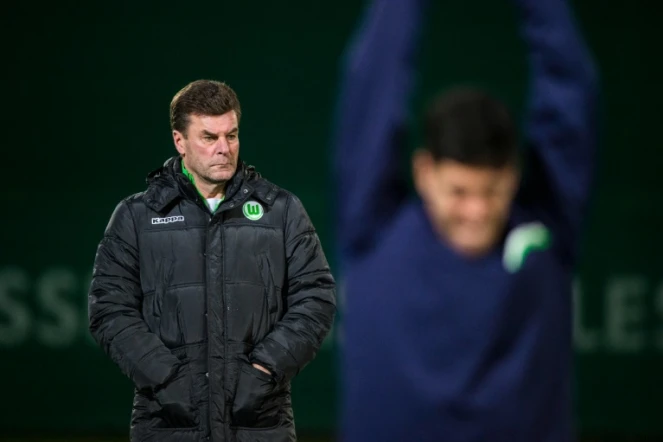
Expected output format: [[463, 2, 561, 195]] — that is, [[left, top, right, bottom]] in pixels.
[[1, 0, 661, 440]]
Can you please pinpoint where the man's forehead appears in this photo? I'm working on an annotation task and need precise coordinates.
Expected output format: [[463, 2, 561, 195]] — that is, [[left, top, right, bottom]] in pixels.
[[189, 112, 238, 132], [436, 162, 515, 187]]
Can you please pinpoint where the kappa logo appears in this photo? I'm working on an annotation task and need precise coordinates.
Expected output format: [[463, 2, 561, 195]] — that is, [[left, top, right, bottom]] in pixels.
[[242, 201, 264, 221], [151, 215, 185, 225]]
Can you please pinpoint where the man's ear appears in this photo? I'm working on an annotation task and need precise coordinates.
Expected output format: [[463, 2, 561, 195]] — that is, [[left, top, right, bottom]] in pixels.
[[173, 130, 186, 156], [412, 148, 434, 197]]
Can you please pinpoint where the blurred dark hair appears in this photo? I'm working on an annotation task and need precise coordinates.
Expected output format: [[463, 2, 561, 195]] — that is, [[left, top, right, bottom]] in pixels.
[[423, 87, 517, 168], [170, 80, 242, 136]]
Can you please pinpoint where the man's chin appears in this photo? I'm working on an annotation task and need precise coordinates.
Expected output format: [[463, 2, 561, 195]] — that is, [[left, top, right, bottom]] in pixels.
[[451, 232, 498, 257], [206, 170, 236, 184]]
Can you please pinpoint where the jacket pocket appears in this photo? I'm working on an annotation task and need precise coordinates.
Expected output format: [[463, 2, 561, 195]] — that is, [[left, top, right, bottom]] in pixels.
[[231, 356, 282, 429], [149, 362, 199, 430], [157, 259, 188, 348], [257, 253, 283, 324]]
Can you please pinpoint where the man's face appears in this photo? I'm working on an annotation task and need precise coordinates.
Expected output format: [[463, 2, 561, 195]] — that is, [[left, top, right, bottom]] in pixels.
[[173, 111, 240, 185], [414, 153, 519, 257]]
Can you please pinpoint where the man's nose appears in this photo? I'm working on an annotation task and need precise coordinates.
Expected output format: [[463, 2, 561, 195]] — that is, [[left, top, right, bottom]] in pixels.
[[464, 196, 490, 220], [215, 138, 230, 154]]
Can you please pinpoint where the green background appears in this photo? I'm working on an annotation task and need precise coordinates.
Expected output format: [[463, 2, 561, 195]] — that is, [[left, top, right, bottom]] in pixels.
[[1, 0, 661, 439]]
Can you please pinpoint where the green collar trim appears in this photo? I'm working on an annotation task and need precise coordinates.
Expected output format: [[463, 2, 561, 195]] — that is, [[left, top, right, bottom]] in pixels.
[[181, 160, 196, 184]]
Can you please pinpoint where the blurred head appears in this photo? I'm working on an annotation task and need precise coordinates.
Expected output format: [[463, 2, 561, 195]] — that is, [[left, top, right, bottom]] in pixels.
[[413, 87, 520, 257], [171, 80, 242, 187]]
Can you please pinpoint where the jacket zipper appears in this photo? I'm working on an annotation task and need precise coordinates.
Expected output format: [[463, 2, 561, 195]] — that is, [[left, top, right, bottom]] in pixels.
[[205, 188, 253, 438]]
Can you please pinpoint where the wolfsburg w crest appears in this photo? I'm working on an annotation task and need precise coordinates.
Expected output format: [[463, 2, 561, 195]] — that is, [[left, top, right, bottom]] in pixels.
[[502, 222, 551, 273], [242, 201, 264, 221]]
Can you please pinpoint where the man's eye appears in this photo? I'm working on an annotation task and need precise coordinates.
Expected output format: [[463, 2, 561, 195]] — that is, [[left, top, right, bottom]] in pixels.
[[227, 134, 237, 141], [203, 136, 214, 141]]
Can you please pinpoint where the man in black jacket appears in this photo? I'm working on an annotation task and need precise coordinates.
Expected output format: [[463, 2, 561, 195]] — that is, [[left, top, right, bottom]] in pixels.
[[88, 79, 336, 442]]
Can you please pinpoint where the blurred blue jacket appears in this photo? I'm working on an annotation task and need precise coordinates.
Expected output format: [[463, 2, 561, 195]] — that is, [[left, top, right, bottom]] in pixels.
[[332, 0, 598, 441]]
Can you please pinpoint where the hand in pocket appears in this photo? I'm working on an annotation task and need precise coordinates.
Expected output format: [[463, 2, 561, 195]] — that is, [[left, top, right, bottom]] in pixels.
[[232, 359, 280, 428]]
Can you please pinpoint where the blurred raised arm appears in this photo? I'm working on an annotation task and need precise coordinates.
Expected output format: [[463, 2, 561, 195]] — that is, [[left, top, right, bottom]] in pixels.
[[515, 0, 600, 262], [332, 0, 429, 267]]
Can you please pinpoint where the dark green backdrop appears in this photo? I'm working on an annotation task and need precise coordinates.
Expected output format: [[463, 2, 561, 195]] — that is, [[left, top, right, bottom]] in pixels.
[[1, 0, 661, 437]]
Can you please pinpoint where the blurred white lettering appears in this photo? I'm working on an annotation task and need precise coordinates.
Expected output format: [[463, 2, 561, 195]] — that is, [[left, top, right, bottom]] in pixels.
[[0, 266, 658, 354], [605, 277, 647, 352], [573, 279, 600, 351], [0, 267, 31, 346], [36, 268, 79, 347]]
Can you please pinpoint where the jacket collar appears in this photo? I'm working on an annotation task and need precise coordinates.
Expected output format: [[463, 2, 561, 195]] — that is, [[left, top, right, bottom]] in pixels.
[[144, 156, 277, 214]]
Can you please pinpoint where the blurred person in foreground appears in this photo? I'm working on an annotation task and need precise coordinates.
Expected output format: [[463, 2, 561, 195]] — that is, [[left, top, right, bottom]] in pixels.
[[333, 0, 598, 440], [88, 80, 336, 442]]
